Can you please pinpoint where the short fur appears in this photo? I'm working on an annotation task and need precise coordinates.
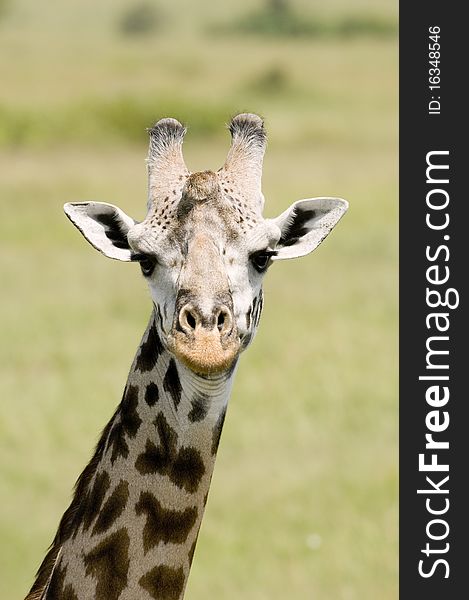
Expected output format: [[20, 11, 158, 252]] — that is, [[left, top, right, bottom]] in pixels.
[[27, 114, 348, 600]]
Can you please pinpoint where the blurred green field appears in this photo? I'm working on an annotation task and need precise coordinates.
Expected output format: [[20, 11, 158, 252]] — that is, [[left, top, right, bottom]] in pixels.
[[0, 1, 397, 598]]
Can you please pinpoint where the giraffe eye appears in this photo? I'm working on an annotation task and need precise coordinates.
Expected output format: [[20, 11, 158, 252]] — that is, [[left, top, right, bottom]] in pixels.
[[250, 250, 276, 273], [132, 253, 157, 277]]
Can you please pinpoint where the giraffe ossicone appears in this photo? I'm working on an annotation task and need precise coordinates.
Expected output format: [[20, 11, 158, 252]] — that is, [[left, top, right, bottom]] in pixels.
[[27, 113, 348, 600]]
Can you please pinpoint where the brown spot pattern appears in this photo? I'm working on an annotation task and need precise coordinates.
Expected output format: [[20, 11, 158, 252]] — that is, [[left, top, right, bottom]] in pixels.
[[171, 448, 205, 493], [135, 413, 177, 475], [82, 470, 111, 533], [84, 528, 130, 600], [135, 491, 198, 553], [26, 412, 120, 599], [188, 538, 198, 567], [139, 565, 185, 600], [145, 382, 160, 407], [46, 560, 78, 600], [92, 480, 129, 536], [107, 427, 129, 465], [163, 359, 182, 409], [211, 407, 227, 455], [187, 393, 209, 422], [136, 323, 163, 372], [107, 385, 142, 465], [135, 413, 205, 493]]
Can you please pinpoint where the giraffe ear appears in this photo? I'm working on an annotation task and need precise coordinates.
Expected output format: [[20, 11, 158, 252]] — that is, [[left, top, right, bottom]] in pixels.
[[64, 202, 137, 261], [270, 197, 348, 261]]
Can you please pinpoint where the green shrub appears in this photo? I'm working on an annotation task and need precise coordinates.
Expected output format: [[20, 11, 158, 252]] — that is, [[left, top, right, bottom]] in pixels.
[[118, 3, 163, 36], [210, 1, 397, 39], [0, 96, 235, 148], [247, 66, 289, 96]]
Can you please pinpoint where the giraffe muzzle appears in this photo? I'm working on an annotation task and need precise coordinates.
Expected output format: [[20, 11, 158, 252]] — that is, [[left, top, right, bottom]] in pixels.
[[168, 301, 240, 375]]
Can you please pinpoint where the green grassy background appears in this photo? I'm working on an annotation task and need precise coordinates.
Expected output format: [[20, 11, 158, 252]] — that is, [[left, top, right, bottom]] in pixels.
[[0, 1, 397, 598]]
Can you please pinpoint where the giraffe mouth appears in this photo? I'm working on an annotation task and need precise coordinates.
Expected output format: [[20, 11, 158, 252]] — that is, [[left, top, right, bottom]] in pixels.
[[167, 327, 240, 375]]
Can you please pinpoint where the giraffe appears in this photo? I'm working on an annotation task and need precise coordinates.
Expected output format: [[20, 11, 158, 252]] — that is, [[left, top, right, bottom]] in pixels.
[[26, 113, 348, 600]]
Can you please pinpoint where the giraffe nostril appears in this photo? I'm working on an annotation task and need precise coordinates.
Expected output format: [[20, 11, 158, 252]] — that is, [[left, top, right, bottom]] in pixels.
[[216, 307, 233, 334], [217, 312, 225, 331], [179, 305, 199, 333], [178, 303, 234, 337], [186, 311, 197, 330]]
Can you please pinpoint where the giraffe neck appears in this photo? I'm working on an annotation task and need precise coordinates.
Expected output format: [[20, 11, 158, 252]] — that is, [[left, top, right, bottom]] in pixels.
[[28, 311, 236, 600]]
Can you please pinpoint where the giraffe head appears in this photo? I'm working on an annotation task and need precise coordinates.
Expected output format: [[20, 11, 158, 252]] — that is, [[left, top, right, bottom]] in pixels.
[[64, 114, 348, 376]]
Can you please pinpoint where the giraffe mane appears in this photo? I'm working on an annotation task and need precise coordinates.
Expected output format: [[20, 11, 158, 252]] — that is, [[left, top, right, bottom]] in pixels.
[[25, 413, 117, 599]]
